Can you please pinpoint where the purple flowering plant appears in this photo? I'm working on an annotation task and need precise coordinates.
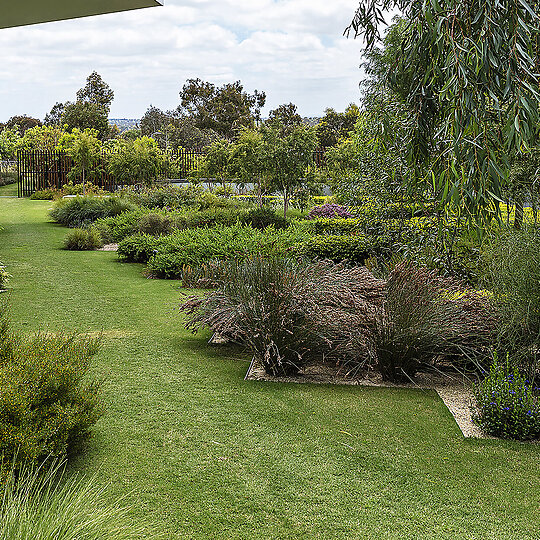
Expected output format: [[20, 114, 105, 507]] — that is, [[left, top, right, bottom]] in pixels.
[[307, 203, 353, 220], [472, 352, 540, 440]]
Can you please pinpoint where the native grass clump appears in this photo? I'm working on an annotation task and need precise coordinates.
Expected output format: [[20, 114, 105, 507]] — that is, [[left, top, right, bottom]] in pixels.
[[180, 258, 384, 376], [180, 258, 496, 381]]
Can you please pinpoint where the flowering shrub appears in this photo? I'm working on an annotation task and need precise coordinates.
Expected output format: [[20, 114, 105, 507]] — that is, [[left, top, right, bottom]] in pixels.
[[472, 353, 540, 440], [307, 203, 352, 220], [0, 307, 104, 467]]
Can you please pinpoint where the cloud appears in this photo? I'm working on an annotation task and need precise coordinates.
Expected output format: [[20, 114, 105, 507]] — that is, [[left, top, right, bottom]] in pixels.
[[0, 0, 364, 121]]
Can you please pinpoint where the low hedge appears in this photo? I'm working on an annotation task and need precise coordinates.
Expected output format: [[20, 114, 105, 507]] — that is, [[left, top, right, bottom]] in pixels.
[[118, 224, 309, 279], [298, 234, 371, 264]]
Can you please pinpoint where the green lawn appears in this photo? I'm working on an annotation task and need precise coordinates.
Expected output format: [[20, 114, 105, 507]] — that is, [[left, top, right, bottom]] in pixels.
[[1, 197, 539, 539]]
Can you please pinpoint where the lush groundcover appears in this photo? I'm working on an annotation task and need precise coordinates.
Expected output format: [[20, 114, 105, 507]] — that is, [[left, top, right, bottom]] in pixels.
[[0, 191, 539, 539]]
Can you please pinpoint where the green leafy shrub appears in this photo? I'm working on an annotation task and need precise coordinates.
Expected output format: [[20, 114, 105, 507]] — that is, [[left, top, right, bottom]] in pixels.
[[63, 228, 102, 250], [472, 353, 540, 440], [93, 209, 148, 243], [144, 224, 308, 279], [29, 188, 60, 200], [175, 206, 242, 229], [483, 227, 540, 372], [0, 459, 145, 539], [117, 234, 160, 263], [0, 310, 103, 466], [138, 212, 173, 236], [310, 217, 363, 235], [298, 234, 370, 264], [240, 206, 288, 230], [50, 196, 136, 228]]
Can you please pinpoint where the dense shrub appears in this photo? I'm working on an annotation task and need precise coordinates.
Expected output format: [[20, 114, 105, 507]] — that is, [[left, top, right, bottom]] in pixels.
[[50, 196, 136, 228], [29, 188, 59, 200], [0, 459, 145, 539], [472, 353, 540, 440], [483, 227, 540, 372], [181, 258, 383, 376], [93, 209, 148, 243], [298, 234, 370, 264], [310, 217, 363, 235], [0, 310, 103, 466], [138, 212, 173, 236], [117, 234, 160, 263], [145, 224, 308, 279], [240, 206, 288, 230], [307, 203, 353, 220], [63, 228, 102, 250]]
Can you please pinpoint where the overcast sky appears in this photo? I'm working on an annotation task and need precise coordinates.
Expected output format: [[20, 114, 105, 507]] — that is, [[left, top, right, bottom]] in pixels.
[[0, 0, 369, 122]]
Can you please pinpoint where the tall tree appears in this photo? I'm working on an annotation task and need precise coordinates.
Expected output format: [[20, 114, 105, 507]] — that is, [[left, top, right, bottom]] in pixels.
[[44, 102, 66, 126], [261, 123, 317, 219], [316, 104, 359, 148], [267, 103, 303, 132], [3, 115, 42, 135], [179, 78, 266, 140], [347, 0, 540, 222], [76, 71, 114, 114], [61, 101, 110, 140]]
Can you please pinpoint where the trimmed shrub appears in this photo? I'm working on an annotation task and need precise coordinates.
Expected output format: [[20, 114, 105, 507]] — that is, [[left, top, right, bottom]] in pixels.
[[298, 234, 370, 264], [241, 206, 288, 230], [310, 217, 363, 235], [472, 353, 540, 440], [0, 311, 103, 466], [63, 228, 102, 250], [50, 196, 136, 228], [307, 203, 353, 220]]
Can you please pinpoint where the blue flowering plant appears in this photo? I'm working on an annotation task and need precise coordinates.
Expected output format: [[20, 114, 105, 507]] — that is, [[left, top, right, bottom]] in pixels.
[[472, 352, 540, 440]]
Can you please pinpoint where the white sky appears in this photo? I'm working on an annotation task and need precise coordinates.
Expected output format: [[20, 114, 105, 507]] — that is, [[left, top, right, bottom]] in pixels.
[[0, 0, 367, 122]]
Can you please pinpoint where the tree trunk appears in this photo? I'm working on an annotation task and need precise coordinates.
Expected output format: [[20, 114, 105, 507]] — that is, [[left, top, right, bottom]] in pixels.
[[514, 192, 524, 229]]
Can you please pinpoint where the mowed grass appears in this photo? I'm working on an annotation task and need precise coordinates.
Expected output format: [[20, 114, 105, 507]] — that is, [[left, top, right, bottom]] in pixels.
[[0, 197, 539, 539]]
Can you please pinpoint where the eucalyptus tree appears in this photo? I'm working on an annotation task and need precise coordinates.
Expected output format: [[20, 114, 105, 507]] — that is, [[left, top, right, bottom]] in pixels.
[[347, 0, 540, 223]]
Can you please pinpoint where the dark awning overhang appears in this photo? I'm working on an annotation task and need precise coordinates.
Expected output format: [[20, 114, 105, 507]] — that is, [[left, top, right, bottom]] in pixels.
[[0, 0, 163, 29]]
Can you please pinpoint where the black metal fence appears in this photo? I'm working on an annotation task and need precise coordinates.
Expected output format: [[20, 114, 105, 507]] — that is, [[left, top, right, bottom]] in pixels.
[[17, 147, 327, 197]]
